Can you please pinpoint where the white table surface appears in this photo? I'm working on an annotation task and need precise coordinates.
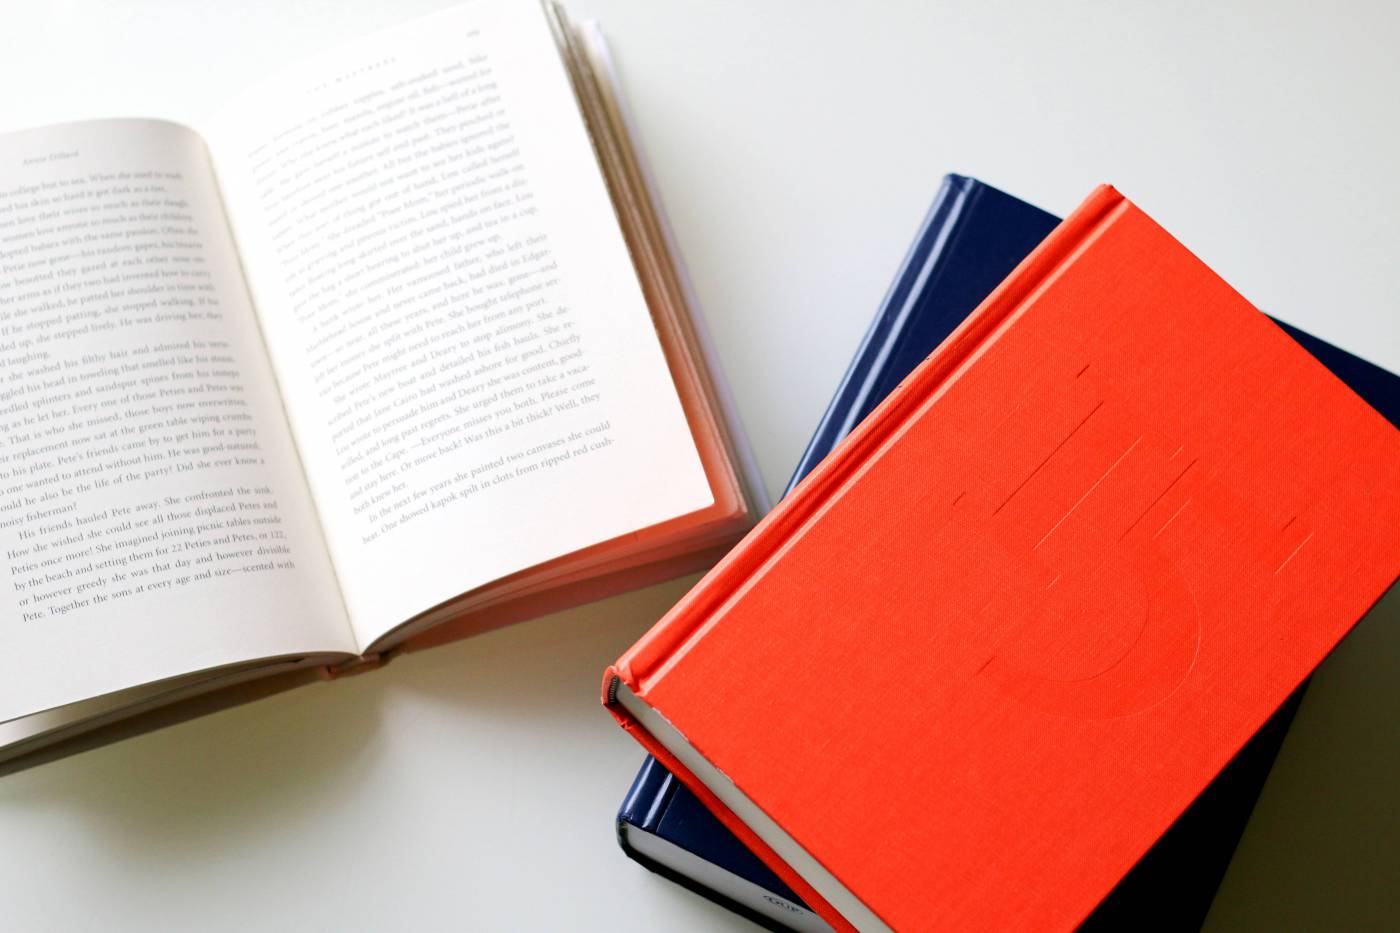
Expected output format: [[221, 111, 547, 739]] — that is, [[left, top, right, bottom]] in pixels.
[[1, 1, 1396, 930]]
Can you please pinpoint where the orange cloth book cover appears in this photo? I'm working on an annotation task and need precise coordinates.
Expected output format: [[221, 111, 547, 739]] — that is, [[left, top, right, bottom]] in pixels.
[[603, 186, 1400, 931]]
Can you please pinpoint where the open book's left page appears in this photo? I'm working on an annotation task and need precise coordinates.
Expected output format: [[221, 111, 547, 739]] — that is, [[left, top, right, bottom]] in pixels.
[[0, 120, 356, 724]]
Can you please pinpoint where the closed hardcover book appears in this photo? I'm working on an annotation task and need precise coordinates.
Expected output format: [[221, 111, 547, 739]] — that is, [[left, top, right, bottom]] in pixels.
[[615, 176, 1400, 931], [605, 186, 1400, 932]]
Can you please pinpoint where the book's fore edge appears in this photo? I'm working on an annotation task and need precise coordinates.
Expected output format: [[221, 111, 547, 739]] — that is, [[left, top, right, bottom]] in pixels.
[[601, 671, 857, 933], [574, 21, 770, 516], [608, 184, 1128, 692], [783, 174, 975, 495], [546, 5, 756, 524], [585, 23, 765, 518]]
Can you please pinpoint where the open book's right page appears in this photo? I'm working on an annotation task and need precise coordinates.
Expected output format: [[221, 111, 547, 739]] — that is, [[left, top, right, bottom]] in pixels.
[[205, 1, 715, 647]]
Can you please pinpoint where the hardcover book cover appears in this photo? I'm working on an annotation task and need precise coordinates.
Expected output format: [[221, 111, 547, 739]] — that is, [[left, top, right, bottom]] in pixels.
[[605, 186, 1400, 932], [616, 176, 1400, 931]]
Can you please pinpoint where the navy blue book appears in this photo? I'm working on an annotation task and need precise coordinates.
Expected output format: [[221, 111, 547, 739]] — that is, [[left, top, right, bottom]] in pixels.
[[615, 175, 1400, 931]]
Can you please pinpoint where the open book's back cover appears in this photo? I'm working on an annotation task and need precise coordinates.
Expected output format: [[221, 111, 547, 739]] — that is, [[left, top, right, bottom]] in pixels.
[[607, 187, 1400, 932]]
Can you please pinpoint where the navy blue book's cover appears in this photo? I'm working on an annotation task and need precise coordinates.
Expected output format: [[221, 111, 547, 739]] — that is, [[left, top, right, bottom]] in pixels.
[[618, 757, 819, 931], [615, 175, 1400, 931], [785, 175, 1060, 488]]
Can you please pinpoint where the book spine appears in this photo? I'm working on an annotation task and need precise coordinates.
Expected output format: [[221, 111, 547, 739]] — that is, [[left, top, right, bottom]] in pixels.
[[607, 184, 1128, 695], [600, 677, 858, 933], [783, 173, 976, 494], [616, 754, 674, 833]]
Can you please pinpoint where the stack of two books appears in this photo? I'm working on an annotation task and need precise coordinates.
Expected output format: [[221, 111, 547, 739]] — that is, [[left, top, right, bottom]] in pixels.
[[607, 178, 1400, 931]]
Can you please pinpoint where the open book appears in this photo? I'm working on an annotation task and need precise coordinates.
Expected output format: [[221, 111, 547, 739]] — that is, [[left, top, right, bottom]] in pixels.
[[0, 1, 763, 766]]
